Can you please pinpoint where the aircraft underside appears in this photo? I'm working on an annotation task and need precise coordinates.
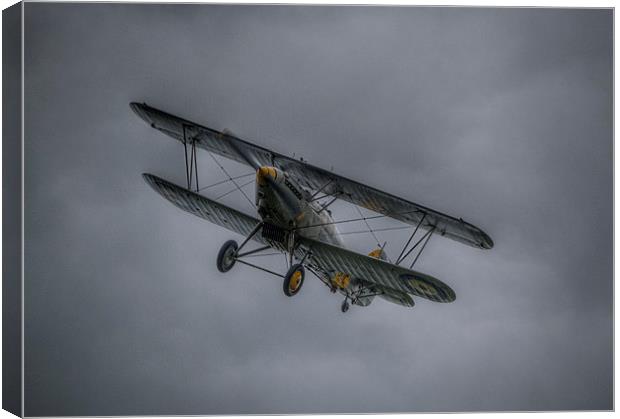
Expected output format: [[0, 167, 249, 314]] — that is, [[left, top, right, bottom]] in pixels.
[[133, 102, 493, 312]]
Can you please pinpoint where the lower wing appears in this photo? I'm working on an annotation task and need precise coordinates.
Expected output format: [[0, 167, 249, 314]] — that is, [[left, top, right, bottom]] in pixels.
[[297, 236, 455, 303], [143, 173, 266, 245], [144, 173, 455, 304]]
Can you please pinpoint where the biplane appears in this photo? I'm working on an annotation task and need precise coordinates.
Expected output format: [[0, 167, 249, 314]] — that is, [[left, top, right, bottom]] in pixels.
[[131, 102, 493, 312]]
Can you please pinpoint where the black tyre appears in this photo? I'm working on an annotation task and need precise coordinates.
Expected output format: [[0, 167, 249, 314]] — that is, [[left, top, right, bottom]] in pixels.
[[217, 240, 238, 273], [341, 301, 350, 313], [283, 264, 305, 297]]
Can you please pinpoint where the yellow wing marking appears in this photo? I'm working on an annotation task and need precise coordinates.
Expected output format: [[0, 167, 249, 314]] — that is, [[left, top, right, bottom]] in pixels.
[[331, 272, 351, 289]]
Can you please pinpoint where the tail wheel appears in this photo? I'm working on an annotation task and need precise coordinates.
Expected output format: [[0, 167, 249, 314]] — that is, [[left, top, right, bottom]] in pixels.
[[283, 264, 305, 297], [217, 240, 238, 273]]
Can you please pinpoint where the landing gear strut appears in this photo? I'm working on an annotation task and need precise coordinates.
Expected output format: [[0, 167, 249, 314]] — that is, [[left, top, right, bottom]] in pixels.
[[216, 222, 312, 298], [216, 223, 263, 273]]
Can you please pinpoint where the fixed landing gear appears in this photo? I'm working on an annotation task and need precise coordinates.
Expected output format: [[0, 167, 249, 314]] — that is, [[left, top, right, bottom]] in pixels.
[[217, 240, 238, 272], [216, 223, 310, 298], [283, 264, 305, 297], [216, 229, 307, 298], [341, 299, 350, 313]]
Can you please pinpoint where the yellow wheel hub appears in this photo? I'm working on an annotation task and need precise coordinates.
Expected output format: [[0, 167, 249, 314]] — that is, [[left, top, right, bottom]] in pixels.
[[289, 271, 302, 292]]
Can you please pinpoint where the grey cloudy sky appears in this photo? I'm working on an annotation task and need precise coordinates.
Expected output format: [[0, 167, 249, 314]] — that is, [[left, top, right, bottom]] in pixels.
[[23, 4, 612, 416]]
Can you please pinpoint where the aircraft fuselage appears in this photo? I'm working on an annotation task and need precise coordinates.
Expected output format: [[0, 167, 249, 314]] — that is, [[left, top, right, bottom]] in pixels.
[[255, 166, 343, 247]]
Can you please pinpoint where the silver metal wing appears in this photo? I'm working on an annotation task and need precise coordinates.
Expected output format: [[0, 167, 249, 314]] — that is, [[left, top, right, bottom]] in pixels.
[[143, 173, 267, 245], [296, 236, 456, 303], [132, 102, 493, 250], [143, 174, 454, 304]]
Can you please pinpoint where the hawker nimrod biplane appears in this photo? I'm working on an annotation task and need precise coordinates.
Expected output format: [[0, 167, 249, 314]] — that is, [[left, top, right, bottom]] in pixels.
[[131, 102, 493, 312]]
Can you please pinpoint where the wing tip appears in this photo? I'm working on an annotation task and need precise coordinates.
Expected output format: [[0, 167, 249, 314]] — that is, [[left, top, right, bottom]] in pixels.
[[130, 101, 151, 123], [480, 230, 495, 250], [142, 172, 163, 191], [399, 272, 456, 303], [435, 285, 456, 303], [142, 171, 155, 181], [479, 230, 494, 250], [460, 219, 494, 249]]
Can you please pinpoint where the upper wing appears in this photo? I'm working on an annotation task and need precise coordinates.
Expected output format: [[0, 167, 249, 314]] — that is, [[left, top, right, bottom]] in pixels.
[[132, 103, 276, 167], [131, 102, 493, 250], [143, 173, 267, 245], [296, 236, 456, 303]]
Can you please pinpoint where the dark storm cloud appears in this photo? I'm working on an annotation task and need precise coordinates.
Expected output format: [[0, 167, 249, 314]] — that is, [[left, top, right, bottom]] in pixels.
[[23, 4, 612, 415]]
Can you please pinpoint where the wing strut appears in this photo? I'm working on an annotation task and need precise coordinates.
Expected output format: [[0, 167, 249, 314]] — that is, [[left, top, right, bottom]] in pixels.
[[182, 123, 256, 206], [228, 221, 287, 278], [236, 259, 285, 278], [396, 224, 436, 269], [182, 124, 200, 192], [409, 226, 435, 269], [317, 194, 340, 214], [310, 178, 334, 200], [235, 222, 264, 254], [396, 213, 426, 264]]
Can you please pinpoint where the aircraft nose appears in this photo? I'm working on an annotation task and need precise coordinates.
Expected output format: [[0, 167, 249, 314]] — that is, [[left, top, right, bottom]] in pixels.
[[256, 166, 277, 186]]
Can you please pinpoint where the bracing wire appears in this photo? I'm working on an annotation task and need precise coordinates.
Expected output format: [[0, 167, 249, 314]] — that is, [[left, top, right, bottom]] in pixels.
[[198, 172, 254, 192], [205, 150, 255, 207], [339, 225, 412, 236], [293, 209, 421, 231], [214, 179, 255, 201], [353, 204, 381, 247]]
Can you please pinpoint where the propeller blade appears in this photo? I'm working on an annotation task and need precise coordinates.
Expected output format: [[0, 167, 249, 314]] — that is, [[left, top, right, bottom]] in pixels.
[[222, 129, 262, 170]]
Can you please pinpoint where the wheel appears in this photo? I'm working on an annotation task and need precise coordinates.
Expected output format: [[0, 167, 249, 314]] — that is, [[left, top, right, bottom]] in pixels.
[[283, 264, 305, 297], [217, 240, 238, 273], [341, 301, 350, 313]]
